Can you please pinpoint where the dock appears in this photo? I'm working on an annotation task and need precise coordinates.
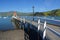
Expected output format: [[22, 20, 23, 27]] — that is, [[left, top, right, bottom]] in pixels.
[[11, 16, 60, 40], [0, 16, 60, 40], [0, 30, 24, 40], [0, 12, 60, 40]]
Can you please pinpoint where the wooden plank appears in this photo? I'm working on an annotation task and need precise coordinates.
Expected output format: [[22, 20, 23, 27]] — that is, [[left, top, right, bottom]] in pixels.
[[0, 30, 24, 40]]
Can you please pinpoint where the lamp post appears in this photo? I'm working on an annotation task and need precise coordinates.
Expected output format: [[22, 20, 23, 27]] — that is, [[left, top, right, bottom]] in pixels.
[[32, 6, 34, 21]]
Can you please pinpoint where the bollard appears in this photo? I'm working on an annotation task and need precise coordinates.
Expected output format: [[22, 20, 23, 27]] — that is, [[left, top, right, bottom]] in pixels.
[[43, 21, 47, 40], [38, 19, 40, 31]]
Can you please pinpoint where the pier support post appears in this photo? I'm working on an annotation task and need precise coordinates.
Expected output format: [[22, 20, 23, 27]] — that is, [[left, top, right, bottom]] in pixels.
[[43, 21, 47, 40], [38, 19, 40, 40], [38, 19, 40, 31], [23, 18, 25, 30]]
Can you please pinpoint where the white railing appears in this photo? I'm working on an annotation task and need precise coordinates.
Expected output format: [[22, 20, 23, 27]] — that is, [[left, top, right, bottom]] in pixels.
[[38, 19, 47, 40], [37, 19, 60, 40]]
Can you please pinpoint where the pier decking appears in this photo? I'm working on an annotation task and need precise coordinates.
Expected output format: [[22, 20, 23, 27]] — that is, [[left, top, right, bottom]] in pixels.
[[0, 30, 24, 40], [12, 16, 60, 40]]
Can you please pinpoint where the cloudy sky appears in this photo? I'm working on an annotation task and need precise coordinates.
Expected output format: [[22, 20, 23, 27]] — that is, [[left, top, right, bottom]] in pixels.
[[0, 0, 60, 12]]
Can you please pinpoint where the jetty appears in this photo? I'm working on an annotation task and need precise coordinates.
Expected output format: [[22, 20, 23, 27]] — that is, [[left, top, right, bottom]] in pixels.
[[0, 12, 60, 40], [11, 12, 60, 40]]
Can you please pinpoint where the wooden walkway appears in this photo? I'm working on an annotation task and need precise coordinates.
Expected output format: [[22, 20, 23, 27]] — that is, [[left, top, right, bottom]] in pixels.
[[0, 30, 24, 40], [12, 17, 60, 40]]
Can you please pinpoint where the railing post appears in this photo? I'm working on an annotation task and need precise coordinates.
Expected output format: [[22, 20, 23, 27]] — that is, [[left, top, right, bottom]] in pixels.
[[38, 19, 40, 31], [38, 19, 40, 40], [24, 18, 25, 23], [43, 21, 47, 40]]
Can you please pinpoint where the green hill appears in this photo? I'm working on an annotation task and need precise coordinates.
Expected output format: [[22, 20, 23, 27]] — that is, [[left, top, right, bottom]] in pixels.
[[0, 11, 30, 16], [0, 9, 60, 16], [33, 9, 60, 16]]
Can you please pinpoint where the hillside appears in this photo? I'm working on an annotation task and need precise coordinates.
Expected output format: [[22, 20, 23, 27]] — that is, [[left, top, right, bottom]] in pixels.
[[0, 9, 60, 16], [0, 11, 30, 16], [33, 9, 60, 16]]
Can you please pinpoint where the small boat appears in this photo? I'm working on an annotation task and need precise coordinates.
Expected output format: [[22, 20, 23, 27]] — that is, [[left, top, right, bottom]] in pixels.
[[0, 16, 2, 18], [3, 17, 7, 19]]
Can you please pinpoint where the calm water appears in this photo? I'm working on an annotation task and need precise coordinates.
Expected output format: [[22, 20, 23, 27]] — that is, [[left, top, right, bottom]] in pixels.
[[0, 16, 60, 31], [0, 17, 14, 31], [20, 16, 60, 20]]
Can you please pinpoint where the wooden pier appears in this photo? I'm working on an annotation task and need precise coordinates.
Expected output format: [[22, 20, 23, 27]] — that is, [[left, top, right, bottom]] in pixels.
[[11, 16, 60, 40], [0, 30, 24, 40], [0, 12, 60, 40], [11, 17, 42, 40]]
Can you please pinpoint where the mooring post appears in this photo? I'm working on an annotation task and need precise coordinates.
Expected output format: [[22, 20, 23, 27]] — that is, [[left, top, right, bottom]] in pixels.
[[43, 21, 47, 40], [38, 19, 40, 40]]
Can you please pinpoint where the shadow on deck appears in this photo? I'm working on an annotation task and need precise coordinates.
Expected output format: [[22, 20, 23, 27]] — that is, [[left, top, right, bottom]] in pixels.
[[24, 28, 42, 40], [0, 28, 42, 40]]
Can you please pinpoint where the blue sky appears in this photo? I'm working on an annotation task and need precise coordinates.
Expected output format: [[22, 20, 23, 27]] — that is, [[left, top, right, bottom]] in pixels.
[[0, 0, 60, 12]]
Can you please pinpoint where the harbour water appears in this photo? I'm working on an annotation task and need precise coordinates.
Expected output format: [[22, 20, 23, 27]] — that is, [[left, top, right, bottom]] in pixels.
[[20, 16, 60, 21], [0, 17, 14, 31], [0, 16, 60, 30]]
